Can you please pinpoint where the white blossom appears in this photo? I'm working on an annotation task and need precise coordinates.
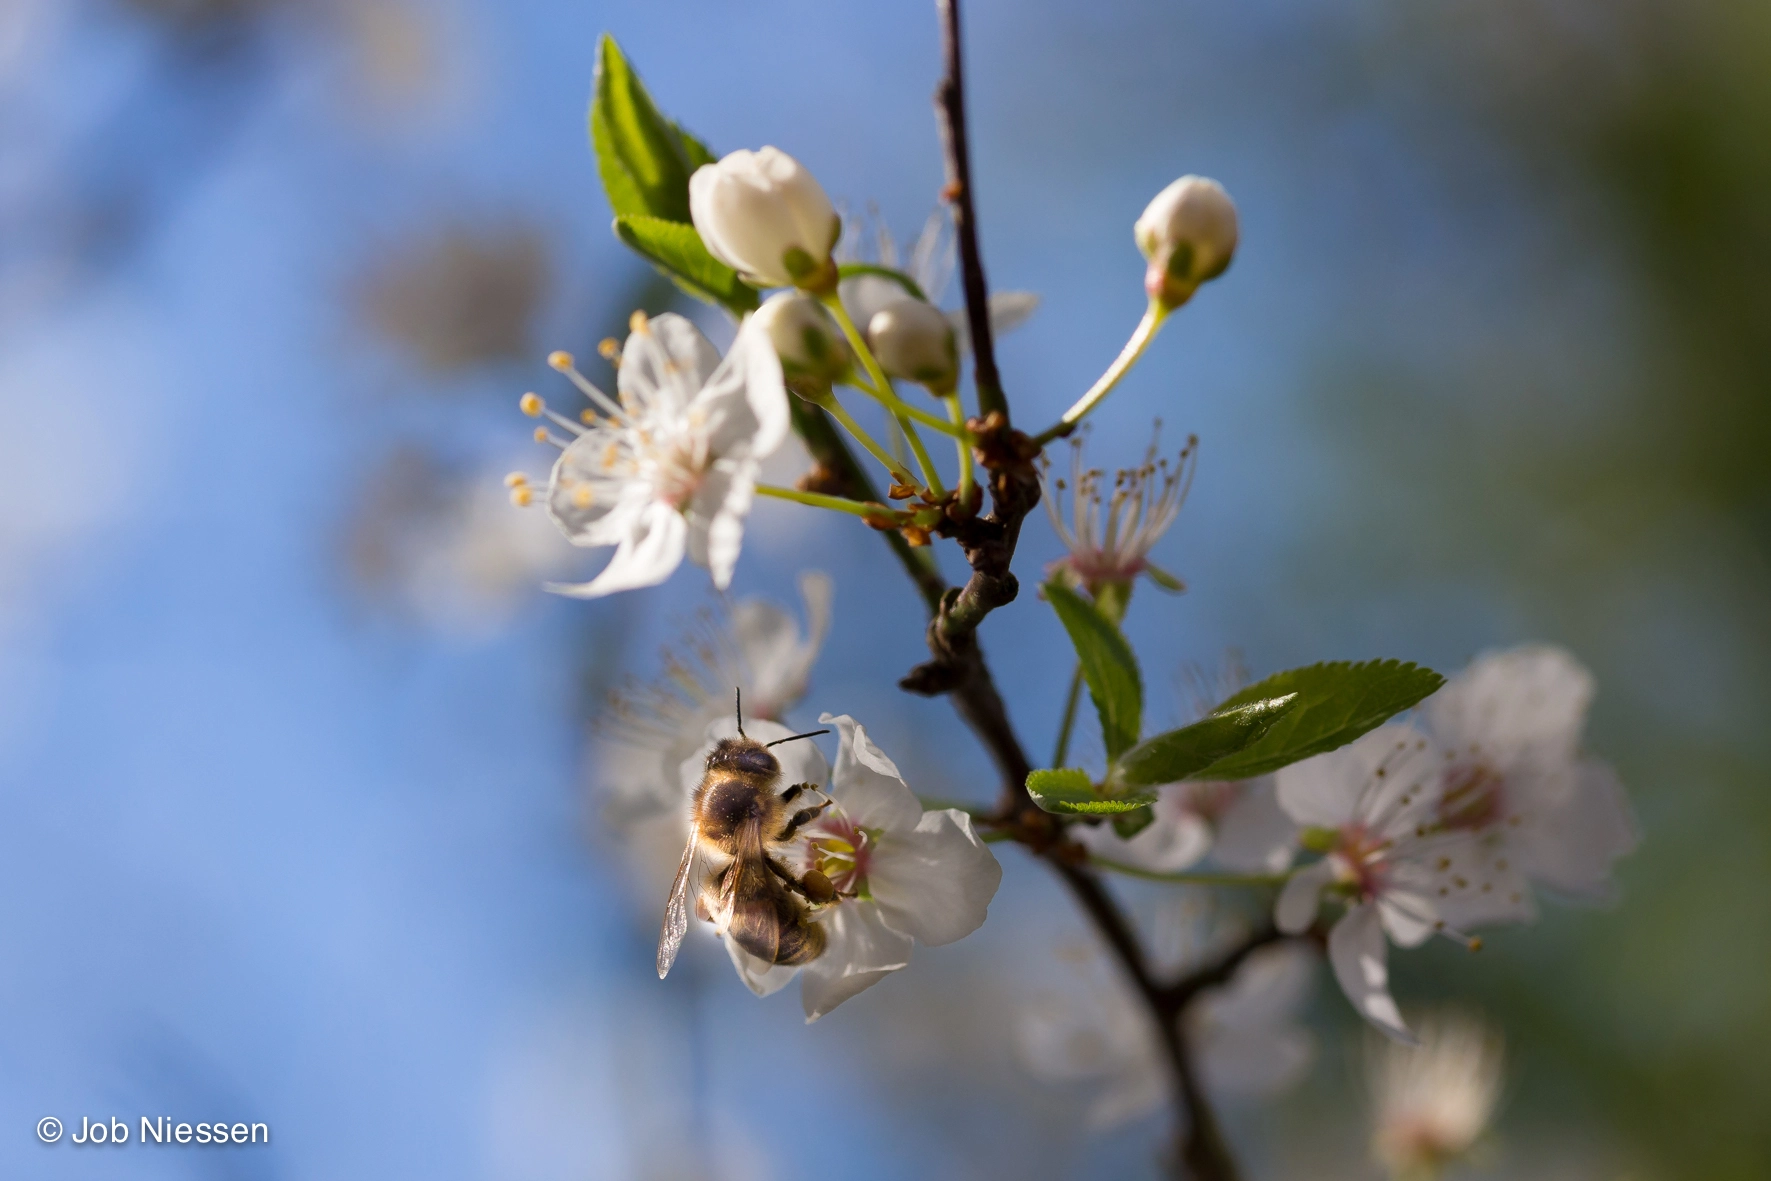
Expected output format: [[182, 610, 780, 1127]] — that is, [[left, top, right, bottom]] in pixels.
[[1134, 175, 1238, 309], [717, 713, 1003, 1021], [1017, 933, 1315, 1129], [526, 312, 788, 598], [751, 290, 850, 384], [1368, 1010, 1504, 1178], [599, 572, 832, 823], [1273, 726, 1520, 1043], [1041, 429, 1196, 595], [689, 147, 840, 290], [1423, 644, 1637, 912]]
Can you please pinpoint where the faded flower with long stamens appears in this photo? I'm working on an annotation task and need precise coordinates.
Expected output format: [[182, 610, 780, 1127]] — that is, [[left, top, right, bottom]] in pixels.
[[1273, 726, 1525, 1043], [1041, 428, 1197, 603], [510, 311, 788, 598], [1368, 1010, 1505, 1179], [709, 713, 1002, 1021]]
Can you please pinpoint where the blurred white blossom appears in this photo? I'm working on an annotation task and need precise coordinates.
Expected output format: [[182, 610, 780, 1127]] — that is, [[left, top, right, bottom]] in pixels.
[[1135, 175, 1239, 309], [599, 572, 832, 824], [1274, 726, 1525, 1043], [1368, 1010, 1504, 1179], [690, 147, 839, 290], [715, 713, 1002, 1021], [1423, 645, 1638, 914], [1079, 776, 1297, 875], [521, 311, 787, 598]]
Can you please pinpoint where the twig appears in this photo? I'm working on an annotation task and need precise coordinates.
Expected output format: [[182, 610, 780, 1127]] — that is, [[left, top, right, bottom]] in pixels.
[[934, 0, 1004, 421]]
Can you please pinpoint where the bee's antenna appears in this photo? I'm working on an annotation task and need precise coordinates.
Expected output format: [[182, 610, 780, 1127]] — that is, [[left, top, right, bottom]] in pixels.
[[765, 729, 830, 748], [734, 687, 745, 739]]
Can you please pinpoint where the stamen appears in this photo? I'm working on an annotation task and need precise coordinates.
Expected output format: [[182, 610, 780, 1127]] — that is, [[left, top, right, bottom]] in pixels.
[[598, 337, 621, 365], [534, 427, 570, 449], [503, 472, 529, 488], [519, 392, 544, 417], [509, 485, 533, 507], [548, 350, 628, 422], [544, 407, 586, 436], [629, 310, 651, 335]]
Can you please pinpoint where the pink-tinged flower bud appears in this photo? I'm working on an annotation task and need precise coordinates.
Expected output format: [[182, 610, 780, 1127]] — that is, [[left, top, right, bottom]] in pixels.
[[866, 298, 958, 391], [753, 291, 850, 383], [689, 147, 841, 291], [1134, 176, 1238, 309]]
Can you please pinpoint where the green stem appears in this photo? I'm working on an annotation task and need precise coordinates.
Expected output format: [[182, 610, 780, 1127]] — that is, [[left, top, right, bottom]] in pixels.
[[1051, 663, 1085, 767], [812, 392, 918, 488], [943, 391, 974, 505], [1088, 855, 1285, 889], [1033, 300, 1169, 447], [822, 294, 964, 495], [835, 262, 927, 302], [755, 483, 885, 519], [903, 413, 946, 497]]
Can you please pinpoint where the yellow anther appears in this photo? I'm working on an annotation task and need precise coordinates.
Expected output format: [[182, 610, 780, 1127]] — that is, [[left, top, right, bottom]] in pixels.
[[1467, 937, 1483, 953], [519, 392, 544, 417], [547, 350, 574, 371], [628, 310, 650, 335], [580, 409, 597, 425], [597, 337, 620, 360], [509, 486, 534, 507], [572, 485, 593, 509], [503, 472, 528, 488], [533, 427, 549, 443]]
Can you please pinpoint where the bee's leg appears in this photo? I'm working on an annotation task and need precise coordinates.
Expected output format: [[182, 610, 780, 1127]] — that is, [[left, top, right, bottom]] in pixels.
[[776, 800, 831, 843], [767, 857, 836, 904], [779, 781, 822, 806]]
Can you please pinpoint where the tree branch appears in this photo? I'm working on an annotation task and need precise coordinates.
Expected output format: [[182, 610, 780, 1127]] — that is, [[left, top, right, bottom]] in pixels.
[[934, 0, 1004, 421]]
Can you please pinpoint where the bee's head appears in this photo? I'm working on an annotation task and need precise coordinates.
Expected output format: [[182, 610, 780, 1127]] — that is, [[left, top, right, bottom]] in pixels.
[[705, 736, 780, 780]]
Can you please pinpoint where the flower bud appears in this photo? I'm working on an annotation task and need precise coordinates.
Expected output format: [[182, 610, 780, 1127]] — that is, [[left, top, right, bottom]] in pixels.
[[866, 299, 958, 392], [1134, 176, 1238, 309], [753, 291, 851, 384], [689, 147, 840, 291]]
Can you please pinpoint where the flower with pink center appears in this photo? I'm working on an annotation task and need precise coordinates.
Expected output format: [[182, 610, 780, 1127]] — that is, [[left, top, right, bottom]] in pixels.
[[1039, 429, 1195, 597], [1273, 725, 1520, 1043], [718, 713, 1004, 1021], [519, 310, 788, 598], [1077, 775, 1299, 875], [1422, 644, 1637, 911]]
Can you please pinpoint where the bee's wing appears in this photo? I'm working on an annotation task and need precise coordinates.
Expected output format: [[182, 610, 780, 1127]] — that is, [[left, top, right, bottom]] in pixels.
[[721, 820, 783, 967], [657, 824, 699, 980]]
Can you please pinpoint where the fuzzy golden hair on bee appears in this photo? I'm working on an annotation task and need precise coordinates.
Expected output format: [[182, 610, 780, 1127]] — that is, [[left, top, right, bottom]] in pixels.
[[655, 691, 833, 980]]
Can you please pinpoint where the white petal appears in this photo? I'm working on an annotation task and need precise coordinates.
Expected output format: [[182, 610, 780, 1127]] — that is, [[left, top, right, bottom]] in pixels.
[[545, 434, 644, 547], [543, 500, 685, 598], [724, 935, 800, 997], [618, 312, 721, 419], [1516, 758, 1638, 902], [818, 713, 922, 832], [695, 317, 789, 459], [1275, 859, 1334, 935], [840, 273, 908, 339], [1211, 779, 1300, 873], [1328, 905, 1416, 1044], [1426, 644, 1593, 768], [799, 902, 913, 1022], [1376, 887, 1441, 948], [987, 290, 1040, 335], [1408, 835, 1536, 930], [868, 809, 1002, 946], [685, 459, 755, 591]]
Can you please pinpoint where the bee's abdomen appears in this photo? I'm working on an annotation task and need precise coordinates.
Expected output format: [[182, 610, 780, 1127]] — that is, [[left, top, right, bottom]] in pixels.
[[775, 914, 825, 966]]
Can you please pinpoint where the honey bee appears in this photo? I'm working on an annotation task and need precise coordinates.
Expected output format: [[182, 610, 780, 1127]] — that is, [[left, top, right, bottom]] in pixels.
[[657, 692, 838, 979]]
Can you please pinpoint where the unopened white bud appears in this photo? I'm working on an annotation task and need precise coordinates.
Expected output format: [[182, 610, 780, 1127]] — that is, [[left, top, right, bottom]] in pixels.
[[754, 291, 850, 383], [689, 147, 840, 291], [1134, 176, 1238, 309], [867, 299, 958, 391]]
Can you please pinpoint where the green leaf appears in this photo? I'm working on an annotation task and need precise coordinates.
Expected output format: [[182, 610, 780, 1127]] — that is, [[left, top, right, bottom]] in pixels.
[[1115, 694, 1301, 787], [615, 216, 760, 312], [1196, 660, 1446, 780], [591, 35, 700, 223], [1025, 768, 1156, 816], [1045, 581, 1142, 761]]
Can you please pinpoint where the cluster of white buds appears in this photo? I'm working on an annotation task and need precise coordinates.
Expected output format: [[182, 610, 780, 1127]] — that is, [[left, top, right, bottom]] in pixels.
[[690, 147, 842, 291], [1135, 175, 1239, 310]]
